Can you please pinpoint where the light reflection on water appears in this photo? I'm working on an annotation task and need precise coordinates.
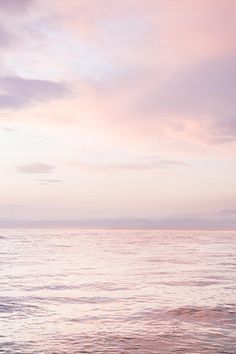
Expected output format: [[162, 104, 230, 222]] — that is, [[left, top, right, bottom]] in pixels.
[[0, 229, 235, 353]]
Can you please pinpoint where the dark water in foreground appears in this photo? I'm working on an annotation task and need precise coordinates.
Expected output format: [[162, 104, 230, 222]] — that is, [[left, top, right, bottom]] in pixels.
[[0, 229, 235, 353]]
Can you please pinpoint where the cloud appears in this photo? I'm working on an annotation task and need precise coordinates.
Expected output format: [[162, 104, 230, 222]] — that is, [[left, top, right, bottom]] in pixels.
[[143, 56, 235, 115], [211, 119, 236, 143], [0, 27, 12, 48], [0, 0, 34, 13], [76, 157, 189, 172], [0, 76, 69, 110], [38, 179, 63, 185], [52, 0, 235, 145], [220, 209, 236, 216], [1, 0, 235, 147], [127, 55, 236, 144], [1, 127, 15, 132], [0, 204, 24, 210], [17, 163, 55, 174]]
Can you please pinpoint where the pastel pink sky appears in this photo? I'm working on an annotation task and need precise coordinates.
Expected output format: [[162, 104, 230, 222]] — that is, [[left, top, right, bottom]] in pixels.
[[0, 0, 236, 221]]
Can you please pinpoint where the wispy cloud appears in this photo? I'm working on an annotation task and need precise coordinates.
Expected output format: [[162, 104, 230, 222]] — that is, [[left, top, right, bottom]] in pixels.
[[0, 76, 69, 109], [76, 157, 189, 172], [17, 163, 55, 174], [38, 179, 63, 185], [1, 127, 15, 132], [0, 0, 34, 13]]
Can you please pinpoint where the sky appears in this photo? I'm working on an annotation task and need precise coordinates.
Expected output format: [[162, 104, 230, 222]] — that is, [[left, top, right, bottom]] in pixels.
[[0, 0, 236, 224]]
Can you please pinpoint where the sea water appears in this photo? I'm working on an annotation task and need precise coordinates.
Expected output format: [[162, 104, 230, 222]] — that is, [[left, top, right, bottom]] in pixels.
[[0, 229, 235, 353]]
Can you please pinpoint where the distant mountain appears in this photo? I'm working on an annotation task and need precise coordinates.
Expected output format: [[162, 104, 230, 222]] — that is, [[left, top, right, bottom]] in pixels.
[[0, 216, 236, 229]]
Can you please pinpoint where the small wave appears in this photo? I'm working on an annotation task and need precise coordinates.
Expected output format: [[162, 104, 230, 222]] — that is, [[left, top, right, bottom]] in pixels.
[[30, 295, 116, 305], [166, 306, 236, 323], [157, 280, 219, 287], [26, 284, 82, 291], [25, 332, 236, 354], [130, 305, 236, 327], [0, 297, 40, 316], [147, 257, 194, 264], [23, 282, 128, 294]]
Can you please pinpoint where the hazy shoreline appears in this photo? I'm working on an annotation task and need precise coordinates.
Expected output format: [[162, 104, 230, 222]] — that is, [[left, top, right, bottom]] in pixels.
[[1, 217, 236, 230]]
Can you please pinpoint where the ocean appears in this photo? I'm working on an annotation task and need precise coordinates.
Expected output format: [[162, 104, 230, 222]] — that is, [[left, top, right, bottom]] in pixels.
[[0, 229, 235, 353]]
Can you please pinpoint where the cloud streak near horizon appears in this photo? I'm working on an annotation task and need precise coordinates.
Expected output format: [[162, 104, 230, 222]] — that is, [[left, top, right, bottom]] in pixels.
[[75, 158, 189, 172], [17, 163, 55, 174]]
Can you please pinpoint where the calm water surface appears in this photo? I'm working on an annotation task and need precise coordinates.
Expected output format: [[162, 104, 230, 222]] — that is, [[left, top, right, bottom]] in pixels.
[[0, 229, 235, 353]]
